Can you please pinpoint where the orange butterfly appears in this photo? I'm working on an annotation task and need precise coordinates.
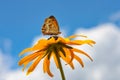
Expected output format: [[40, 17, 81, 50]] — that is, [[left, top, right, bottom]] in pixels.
[[41, 16, 61, 35]]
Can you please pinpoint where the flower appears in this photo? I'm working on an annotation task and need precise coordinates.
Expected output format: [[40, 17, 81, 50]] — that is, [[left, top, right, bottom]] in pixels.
[[18, 35, 95, 80]]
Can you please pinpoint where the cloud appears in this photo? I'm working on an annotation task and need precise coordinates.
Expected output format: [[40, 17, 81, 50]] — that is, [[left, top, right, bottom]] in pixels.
[[0, 38, 12, 54], [0, 23, 120, 80], [74, 23, 120, 80], [0, 50, 13, 80], [109, 11, 120, 22]]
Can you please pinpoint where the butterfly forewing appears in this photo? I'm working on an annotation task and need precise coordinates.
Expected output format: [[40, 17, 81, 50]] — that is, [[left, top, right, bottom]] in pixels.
[[41, 16, 61, 35]]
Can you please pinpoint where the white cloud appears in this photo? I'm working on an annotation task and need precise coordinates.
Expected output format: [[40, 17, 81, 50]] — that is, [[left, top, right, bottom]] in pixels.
[[0, 50, 13, 80], [0, 23, 120, 80], [74, 23, 120, 80], [109, 11, 120, 22]]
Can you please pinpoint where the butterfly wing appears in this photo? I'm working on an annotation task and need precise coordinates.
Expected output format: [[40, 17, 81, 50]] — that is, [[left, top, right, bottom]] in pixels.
[[41, 16, 61, 35]]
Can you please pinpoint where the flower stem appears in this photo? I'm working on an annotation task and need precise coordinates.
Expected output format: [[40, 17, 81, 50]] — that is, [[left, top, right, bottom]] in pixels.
[[54, 49, 66, 80]]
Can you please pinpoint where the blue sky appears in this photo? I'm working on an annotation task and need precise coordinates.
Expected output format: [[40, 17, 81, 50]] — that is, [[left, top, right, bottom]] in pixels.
[[0, 0, 120, 80]]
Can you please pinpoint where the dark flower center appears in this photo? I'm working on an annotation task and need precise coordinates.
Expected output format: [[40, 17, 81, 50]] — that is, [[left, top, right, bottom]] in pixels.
[[48, 36, 58, 40]]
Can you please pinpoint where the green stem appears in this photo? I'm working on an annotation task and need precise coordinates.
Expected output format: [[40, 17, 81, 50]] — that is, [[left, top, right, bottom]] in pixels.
[[54, 49, 66, 80]]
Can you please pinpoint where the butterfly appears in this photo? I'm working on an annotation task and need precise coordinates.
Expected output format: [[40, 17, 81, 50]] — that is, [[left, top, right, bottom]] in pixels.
[[41, 16, 61, 35]]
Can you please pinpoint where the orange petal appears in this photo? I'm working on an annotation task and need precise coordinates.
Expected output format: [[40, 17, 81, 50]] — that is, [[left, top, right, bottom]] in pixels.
[[63, 48, 75, 69], [72, 48, 93, 61], [48, 37, 56, 44], [43, 56, 53, 77], [67, 40, 95, 45], [43, 57, 47, 73], [56, 37, 66, 43], [68, 34, 87, 39], [59, 51, 74, 69], [69, 49, 74, 63], [74, 54, 84, 67], [19, 39, 48, 56], [65, 34, 87, 42], [38, 39, 47, 44], [63, 48, 74, 64], [18, 51, 43, 66], [87, 42, 96, 47], [52, 52, 59, 68], [69, 62, 75, 69], [33, 39, 48, 50], [27, 54, 44, 75], [59, 50, 71, 64], [22, 60, 30, 71], [19, 48, 33, 56], [63, 48, 71, 56]]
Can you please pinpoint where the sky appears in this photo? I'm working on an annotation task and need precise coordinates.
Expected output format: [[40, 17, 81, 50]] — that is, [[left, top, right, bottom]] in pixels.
[[0, 0, 120, 80]]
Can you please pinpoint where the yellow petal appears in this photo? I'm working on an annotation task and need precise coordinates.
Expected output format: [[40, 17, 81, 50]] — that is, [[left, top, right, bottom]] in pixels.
[[48, 37, 56, 44], [22, 60, 29, 71], [68, 62, 75, 69], [67, 40, 95, 45], [52, 52, 59, 68], [19, 48, 33, 56], [67, 34, 87, 39], [63, 48, 71, 56], [63, 48, 74, 64], [87, 42, 96, 47], [74, 54, 84, 67], [43, 57, 47, 73], [59, 51, 74, 69], [83, 40, 96, 46], [27, 53, 44, 75], [38, 39, 47, 43], [60, 48, 70, 62], [19, 39, 48, 56], [18, 51, 43, 66], [72, 48, 93, 61], [32, 39, 48, 50], [43, 56, 53, 77], [22, 53, 43, 71], [56, 37, 66, 43], [69, 49, 74, 63]]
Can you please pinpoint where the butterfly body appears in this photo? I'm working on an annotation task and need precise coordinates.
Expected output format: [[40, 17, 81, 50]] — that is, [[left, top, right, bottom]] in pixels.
[[42, 16, 61, 35]]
